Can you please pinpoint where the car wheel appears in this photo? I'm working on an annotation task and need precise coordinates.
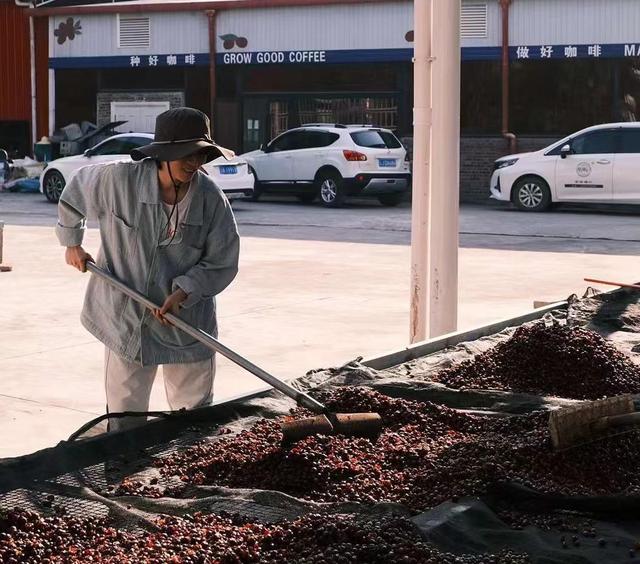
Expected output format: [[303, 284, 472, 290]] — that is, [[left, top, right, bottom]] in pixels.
[[317, 171, 346, 208], [378, 193, 404, 207], [512, 176, 551, 212], [248, 167, 262, 201], [297, 193, 316, 204], [43, 170, 66, 203]]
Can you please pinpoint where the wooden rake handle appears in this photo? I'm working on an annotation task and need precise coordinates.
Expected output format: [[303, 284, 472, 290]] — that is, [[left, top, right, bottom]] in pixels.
[[584, 278, 640, 291]]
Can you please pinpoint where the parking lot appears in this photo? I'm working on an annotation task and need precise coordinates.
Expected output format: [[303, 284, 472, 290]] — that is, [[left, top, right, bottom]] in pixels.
[[2, 191, 640, 456]]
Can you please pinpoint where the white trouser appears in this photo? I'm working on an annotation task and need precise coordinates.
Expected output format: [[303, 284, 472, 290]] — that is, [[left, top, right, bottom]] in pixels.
[[104, 347, 215, 432]]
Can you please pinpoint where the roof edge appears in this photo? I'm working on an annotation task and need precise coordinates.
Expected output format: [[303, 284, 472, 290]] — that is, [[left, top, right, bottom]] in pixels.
[[28, 0, 406, 17]]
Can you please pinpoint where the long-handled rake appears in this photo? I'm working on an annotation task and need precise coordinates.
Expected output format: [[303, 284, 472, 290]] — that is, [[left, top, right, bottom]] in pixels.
[[87, 263, 383, 443]]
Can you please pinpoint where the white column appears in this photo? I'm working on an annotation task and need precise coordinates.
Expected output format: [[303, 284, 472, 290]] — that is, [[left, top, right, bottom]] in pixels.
[[48, 17, 55, 135], [428, 0, 460, 336], [48, 70, 55, 136], [409, 0, 433, 343]]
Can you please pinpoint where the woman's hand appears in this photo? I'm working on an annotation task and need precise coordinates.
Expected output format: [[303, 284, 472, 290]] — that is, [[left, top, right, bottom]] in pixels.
[[153, 288, 188, 326], [65, 246, 94, 272]]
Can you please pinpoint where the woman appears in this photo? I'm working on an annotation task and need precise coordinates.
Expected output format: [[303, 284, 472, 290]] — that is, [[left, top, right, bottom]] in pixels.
[[56, 107, 240, 431]]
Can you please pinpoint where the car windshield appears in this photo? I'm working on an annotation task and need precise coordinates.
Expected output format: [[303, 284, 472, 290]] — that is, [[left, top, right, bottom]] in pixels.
[[91, 137, 150, 156], [350, 130, 402, 149]]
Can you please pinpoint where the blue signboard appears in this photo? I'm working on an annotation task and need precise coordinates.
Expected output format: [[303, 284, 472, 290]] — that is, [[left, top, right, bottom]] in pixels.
[[509, 43, 640, 60], [49, 43, 640, 69], [215, 44, 640, 65], [216, 49, 413, 65], [49, 53, 209, 69]]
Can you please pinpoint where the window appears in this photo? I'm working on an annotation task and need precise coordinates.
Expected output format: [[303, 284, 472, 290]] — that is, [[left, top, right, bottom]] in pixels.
[[297, 97, 398, 130], [378, 131, 402, 148], [92, 137, 147, 156], [304, 131, 339, 148], [461, 2, 487, 39], [350, 130, 402, 149], [545, 142, 567, 156], [268, 131, 307, 152], [117, 14, 150, 49], [571, 130, 617, 154], [286, 131, 309, 151], [618, 129, 640, 153], [619, 58, 640, 123], [266, 133, 289, 152], [131, 136, 153, 147], [270, 101, 289, 139], [461, 61, 501, 133], [511, 59, 614, 135], [91, 139, 123, 155]]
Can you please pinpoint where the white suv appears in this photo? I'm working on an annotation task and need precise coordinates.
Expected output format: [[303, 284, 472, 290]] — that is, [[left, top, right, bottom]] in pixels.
[[490, 122, 640, 212], [242, 125, 411, 207]]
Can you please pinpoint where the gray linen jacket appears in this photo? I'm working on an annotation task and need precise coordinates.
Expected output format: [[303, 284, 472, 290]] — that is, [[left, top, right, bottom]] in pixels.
[[55, 159, 239, 365]]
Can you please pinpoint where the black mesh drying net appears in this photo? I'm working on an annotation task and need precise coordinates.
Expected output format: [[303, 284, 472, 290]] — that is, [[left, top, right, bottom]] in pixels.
[[3, 288, 640, 563]]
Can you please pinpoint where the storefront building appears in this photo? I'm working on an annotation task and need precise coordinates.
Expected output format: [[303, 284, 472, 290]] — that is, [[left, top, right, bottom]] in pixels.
[[26, 0, 640, 201]]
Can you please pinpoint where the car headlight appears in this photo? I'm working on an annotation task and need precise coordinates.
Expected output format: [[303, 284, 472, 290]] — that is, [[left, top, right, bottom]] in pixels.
[[494, 158, 518, 171]]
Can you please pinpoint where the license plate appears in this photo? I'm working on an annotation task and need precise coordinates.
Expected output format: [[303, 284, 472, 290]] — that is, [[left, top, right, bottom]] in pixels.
[[378, 159, 396, 168], [219, 165, 237, 175]]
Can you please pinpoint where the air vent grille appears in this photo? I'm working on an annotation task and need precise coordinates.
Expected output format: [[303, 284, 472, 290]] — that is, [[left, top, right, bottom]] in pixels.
[[461, 3, 488, 39], [117, 15, 150, 49]]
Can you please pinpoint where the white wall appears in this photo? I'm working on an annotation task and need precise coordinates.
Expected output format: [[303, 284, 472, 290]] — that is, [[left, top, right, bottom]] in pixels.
[[510, 0, 640, 45], [49, 0, 640, 61], [50, 1, 502, 60], [50, 11, 209, 58]]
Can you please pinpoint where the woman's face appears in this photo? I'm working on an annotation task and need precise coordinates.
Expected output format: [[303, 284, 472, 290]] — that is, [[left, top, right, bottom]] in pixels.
[[166, 151, 208, 184]]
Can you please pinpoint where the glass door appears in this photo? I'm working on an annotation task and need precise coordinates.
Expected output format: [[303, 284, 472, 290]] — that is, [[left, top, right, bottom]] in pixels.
[[242, 97, 268, 152]]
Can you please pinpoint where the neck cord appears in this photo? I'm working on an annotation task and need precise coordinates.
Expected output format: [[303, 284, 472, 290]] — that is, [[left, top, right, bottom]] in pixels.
[[160, 162, 181, 247]]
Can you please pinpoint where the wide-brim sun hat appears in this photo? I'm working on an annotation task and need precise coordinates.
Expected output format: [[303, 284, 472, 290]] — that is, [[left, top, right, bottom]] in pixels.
[[130, 107, 235, 163]]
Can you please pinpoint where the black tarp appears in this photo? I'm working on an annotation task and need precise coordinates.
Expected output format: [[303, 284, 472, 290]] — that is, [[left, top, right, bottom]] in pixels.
[[3, 289, 640, 562]]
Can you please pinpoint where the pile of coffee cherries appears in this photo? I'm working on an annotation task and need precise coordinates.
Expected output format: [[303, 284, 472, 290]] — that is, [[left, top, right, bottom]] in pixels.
[[8, 384, 640, 562], [0, 508, 530, 563], [116, 388, 640, 513], [432, 324, 640, 399]]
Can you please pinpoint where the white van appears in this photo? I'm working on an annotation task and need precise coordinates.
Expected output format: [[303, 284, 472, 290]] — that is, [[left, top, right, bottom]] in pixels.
[[490, 123, 640, 211]]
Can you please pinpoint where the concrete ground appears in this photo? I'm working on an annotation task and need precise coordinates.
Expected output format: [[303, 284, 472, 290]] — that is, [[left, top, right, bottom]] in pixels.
[[2, 192, 640, 457]]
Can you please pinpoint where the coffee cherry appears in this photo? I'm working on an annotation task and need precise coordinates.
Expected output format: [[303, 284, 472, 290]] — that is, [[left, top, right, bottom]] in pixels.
[[433, 324, 640, 400], [0, 509, 530, 563]]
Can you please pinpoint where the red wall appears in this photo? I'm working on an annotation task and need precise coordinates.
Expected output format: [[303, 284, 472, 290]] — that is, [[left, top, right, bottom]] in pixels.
[[0, 1, 31, 121]]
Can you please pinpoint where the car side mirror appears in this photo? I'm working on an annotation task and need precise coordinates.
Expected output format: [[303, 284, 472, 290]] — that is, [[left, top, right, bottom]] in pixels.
[[84, 149, 93, 157], [560, 144, 571, 159], [259, 143, 265, 152]]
